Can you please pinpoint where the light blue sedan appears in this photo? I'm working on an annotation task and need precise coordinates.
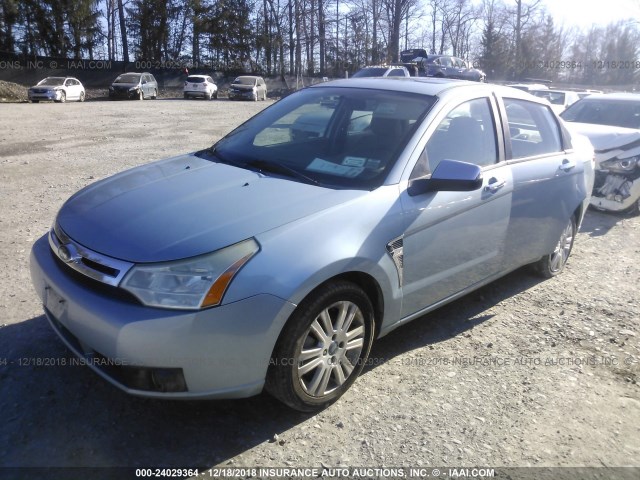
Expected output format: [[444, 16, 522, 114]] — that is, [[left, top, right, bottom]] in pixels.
[[30, 78, 594, 411]]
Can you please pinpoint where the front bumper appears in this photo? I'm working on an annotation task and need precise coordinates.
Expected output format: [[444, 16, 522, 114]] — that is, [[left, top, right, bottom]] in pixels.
[[30, 235, 296, 399], [590, 170, 640, 212], [109, 88, 138, 99], [229, 90, 255, 100], [28, 90, 61, 101]]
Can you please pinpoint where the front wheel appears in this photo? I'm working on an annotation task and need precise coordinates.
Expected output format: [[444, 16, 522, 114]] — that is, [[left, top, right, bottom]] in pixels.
[[56, 91, 66, 103], [266, 281, 375, 412], [534, 216, 576, 278]]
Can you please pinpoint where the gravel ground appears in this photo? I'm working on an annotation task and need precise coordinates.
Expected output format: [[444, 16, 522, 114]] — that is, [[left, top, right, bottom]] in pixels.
[[0, 99, 638, 480]]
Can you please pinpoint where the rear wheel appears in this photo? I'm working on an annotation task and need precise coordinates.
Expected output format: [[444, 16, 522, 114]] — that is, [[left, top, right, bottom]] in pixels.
[[79, 91, 85, 102], [266, 281, 375, 412], [213, 90, 218, 99], [151, 89, 157, 99], [534, 216, 576, 278]]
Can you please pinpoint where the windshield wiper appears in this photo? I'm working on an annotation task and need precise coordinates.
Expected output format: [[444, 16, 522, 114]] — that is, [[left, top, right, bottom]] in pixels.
[[197, 149, 323, 186], [245, 159, 322, 186], [196, 146, 246, 169]]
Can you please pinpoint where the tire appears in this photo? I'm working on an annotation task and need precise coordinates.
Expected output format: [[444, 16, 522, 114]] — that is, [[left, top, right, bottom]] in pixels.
[[534, 216, 576, 278], [152, 89, 157, 99], [266, 281, 375, 412], [56, 91, 66, 103], [79, 91, 85, 102], [214, 91, 218, 99]]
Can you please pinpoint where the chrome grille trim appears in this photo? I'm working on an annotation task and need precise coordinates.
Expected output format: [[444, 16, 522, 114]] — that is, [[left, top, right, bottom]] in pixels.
[[49, 225, 134, 287]]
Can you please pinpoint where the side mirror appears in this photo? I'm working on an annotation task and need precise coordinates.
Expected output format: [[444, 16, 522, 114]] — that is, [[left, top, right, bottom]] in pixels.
[[408, 159, 483, 196]]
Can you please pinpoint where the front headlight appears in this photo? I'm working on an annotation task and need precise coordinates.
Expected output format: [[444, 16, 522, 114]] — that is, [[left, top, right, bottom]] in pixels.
[[121, 239, 259, 310], [599, 156, 639, 173]]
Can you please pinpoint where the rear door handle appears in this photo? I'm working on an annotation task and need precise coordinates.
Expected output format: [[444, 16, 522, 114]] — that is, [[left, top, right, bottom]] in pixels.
[[559, 158, 576, 171], [484, 177, 506, 193]]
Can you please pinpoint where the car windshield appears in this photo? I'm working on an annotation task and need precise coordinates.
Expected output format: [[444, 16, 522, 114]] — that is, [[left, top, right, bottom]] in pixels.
[[352, 68, 388, 78], [187, 76, 206, 83], [233, 77, 256, 85], [561, 99, 640, 129], [114, 74, 141, 84], [201, 86, 436, 190], [38, 77, 65, 86]]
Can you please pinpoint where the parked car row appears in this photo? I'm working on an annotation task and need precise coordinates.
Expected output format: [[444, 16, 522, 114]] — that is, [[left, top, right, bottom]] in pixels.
[[27, 74, 267, 102]]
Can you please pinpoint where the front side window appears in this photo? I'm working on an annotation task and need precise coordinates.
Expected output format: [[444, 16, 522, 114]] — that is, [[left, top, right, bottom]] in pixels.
[[411, 97, 498, 179], [504, 98, 562, 159], [206, 87, 436, 189]]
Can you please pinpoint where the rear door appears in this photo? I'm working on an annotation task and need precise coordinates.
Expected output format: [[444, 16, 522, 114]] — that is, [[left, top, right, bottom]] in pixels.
[[399, 94, 513, 317], [499, 97, 585, 269]]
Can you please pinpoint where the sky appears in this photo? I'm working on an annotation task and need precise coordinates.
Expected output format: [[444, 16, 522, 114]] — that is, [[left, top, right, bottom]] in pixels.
[[541, 0, 640, 29]]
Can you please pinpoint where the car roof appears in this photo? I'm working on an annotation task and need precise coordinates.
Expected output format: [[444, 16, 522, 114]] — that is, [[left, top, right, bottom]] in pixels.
[[235, 75, 261, 79], [187, 74, 210, 78], [315, 77, 539, 101]]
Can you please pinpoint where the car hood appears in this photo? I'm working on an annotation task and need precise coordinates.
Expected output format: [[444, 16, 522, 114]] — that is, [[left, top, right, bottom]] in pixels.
[[565, 122, 640, 152], [56, 153, 363, 263]]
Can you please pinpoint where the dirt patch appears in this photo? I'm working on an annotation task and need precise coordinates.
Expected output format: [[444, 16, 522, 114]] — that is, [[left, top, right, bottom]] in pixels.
[[0, 100, 638, 477], [0, 80, 27, 102]]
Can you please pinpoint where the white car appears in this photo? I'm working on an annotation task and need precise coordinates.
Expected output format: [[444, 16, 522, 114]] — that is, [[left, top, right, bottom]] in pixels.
[[28, 77, 85, 103], [352, 65, 411, 78], [183, 75, 218, 100], [561, 93, 640, 214], [530, 89, 581, 115]]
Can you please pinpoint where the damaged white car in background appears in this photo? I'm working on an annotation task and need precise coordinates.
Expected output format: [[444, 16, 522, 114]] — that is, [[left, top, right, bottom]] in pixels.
[[561, 93, 640, 214]]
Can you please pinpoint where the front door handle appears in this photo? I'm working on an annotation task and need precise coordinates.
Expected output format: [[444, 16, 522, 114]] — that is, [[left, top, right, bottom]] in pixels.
[[484, 177, 506, 193], [559, 158, 576, 171]]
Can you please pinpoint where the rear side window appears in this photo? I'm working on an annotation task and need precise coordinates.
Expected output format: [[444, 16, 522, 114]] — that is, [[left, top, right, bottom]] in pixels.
[[504, 99, 562, 159]]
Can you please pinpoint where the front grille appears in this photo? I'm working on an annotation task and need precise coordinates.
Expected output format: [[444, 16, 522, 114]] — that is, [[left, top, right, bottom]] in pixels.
[[49, 224, 133, 287], [51, 251, 140, 305]]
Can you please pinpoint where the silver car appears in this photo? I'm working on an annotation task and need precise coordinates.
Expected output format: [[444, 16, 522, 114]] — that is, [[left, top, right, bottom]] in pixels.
[[109, 72, 158, 100], [228, 75, 267, 101], [28, 77, 85, 103], [30, 78, 594, 411], [561, 93, 640, 214]]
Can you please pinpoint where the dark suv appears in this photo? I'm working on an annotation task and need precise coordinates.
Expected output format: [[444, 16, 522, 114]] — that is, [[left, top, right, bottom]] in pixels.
[[400, 50, 486, 82], [109, 72, 158, 100]]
